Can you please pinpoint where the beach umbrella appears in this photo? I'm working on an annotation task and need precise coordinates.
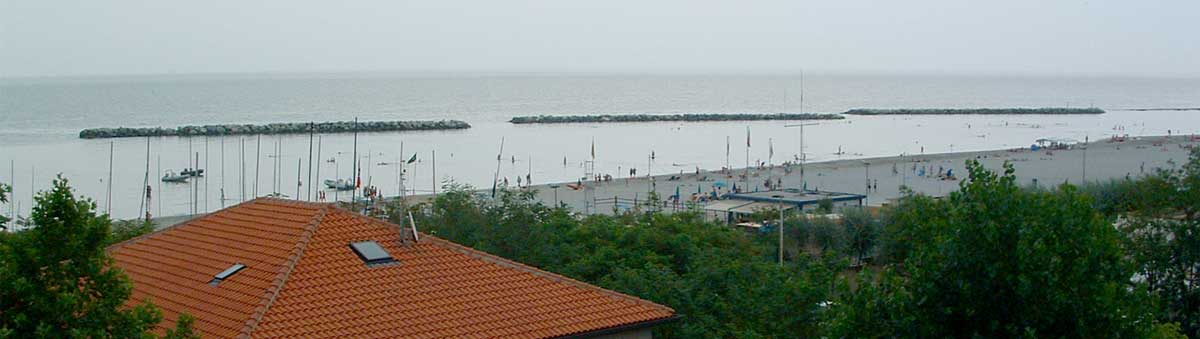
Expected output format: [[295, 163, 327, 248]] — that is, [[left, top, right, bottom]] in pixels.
[[674, 186, 681, 200]]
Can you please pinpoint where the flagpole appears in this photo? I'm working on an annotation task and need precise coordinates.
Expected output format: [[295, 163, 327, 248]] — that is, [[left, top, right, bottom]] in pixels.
[[403, 141, 408, 199]]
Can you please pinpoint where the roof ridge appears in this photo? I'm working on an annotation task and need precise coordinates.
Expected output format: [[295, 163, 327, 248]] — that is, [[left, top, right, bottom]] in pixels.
[[236, 203, 329, 339], [421, 235, 676, 315]]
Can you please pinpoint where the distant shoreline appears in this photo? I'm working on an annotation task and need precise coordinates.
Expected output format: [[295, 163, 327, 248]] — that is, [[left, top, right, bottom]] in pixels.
[[1121, 108, 1200, 112], [78, 120, 471, 139], [844, 108, 1105, 115], [509, 113, 845, 124]]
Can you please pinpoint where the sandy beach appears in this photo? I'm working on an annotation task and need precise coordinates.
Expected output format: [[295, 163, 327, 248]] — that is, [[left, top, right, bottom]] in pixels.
[[495, 134, 1199, 214]]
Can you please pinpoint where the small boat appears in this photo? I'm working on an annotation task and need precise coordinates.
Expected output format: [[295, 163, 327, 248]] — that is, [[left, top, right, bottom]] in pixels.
[[162, 170, 189, 183], [180, 168, 204, 177], [324, 179, 354, 191]]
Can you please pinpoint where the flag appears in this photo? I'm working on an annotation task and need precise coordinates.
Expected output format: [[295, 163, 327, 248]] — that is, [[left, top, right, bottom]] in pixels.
[[726, 136, 730, 157], [356, 167, 362, 188], [407, 153, 418, 164], [769, 138, 774, 158], [590, 138, 596, 159]]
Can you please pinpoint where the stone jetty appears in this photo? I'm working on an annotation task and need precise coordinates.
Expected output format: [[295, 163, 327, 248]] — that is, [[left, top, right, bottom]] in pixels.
[[509, 113, 845, 124], [843, 108, 1105, 115], [79, 120, 471, 139]]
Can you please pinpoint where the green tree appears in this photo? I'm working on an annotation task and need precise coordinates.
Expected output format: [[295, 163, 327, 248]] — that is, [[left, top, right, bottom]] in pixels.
[[108, 219, 155, 246], [842, 208, 879, 265], [829, 161, 1158, 338], [162, 314, 200, 339], [0, 183, 9, 229], [1120, 148, 1200, 338], [409, 184, 836, 338], [0, 175, 193, 338]]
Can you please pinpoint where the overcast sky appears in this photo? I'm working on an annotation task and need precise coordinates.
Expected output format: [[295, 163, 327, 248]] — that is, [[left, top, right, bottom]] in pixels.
[[2, 0, 1198, 78]]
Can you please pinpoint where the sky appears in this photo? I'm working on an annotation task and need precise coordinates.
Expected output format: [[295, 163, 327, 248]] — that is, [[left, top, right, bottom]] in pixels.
[[2, 0, 1198, 78]]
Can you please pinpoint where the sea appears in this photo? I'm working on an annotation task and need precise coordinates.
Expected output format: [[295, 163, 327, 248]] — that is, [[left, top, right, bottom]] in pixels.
[[1, 72, 1198, 219]]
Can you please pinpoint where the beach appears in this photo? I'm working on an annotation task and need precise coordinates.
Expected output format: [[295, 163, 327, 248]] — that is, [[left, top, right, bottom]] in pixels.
[[3, 74, 1200, 219], [502, 135, 1199, 214]]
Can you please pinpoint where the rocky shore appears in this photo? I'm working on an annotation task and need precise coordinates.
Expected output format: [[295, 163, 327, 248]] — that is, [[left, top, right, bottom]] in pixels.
[[78, 120, 471, 139], [843, 107, 1105, 115], [509, 113, 845, 124]]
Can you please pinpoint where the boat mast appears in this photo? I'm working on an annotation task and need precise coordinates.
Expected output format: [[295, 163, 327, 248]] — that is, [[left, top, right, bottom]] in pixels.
[[352, 117, 358, 199], [491, 137, 504, 198], [106, 141, 113, 215], [140, 137, 150, 221], [307, 122, 314, 201], [314, 136, 322, 200], [204, 136, 209, 212], [296, 157, 302, 200], [254, 135, 261, 198], [220, 138, 226, 208]]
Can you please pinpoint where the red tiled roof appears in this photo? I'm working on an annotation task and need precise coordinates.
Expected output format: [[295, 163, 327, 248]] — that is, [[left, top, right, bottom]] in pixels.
[[108, 198, 675, 339]]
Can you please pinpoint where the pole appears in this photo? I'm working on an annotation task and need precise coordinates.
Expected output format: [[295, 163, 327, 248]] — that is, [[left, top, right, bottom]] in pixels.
[[864, 161, 870, 206], [725, 136, 730, 171], [194, 152, 200, 214], [432, 150, 437, 197], [9, 160, 14, 221], [204, 136, 209, 212], [157, 154, 161, 217], [240, 138, 245, 202], [221, 138, 226, 208], [745, 126, 750, 190], [296, 157, 302, 200], [352, 117, 359, 199], [254, 135, 261, 197], [492, 137, 505, 197], [403, 140, 408, 198], [107, 141, 113, 215], [307, 122, 314, 201], [315, 136, 322, 200], [141, 137, 150, 221], [1082, 135, 1088, 182], [779, 204, 784, 265], [274, 138, 281, 195]]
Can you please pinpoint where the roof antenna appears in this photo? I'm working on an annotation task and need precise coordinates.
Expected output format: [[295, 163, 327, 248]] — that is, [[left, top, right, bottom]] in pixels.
[[407, 211, 420, 243]]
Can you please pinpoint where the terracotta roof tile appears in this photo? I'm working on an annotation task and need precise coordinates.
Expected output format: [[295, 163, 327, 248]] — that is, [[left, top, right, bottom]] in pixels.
[[109, 198, 675, 338]]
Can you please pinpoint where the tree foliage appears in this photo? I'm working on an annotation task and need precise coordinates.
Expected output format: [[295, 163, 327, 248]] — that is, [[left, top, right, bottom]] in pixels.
[[1119, 148, 1200, 338], [0, 183, 9, 229], [828, 161, 1159, 338], [400, 185, 837, 338], [0, 175, 193, 338]]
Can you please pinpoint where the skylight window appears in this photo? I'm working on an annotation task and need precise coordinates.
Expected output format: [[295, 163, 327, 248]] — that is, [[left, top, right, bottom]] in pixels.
[[210, 263, 246, 286], [350, 241, 397, 266]]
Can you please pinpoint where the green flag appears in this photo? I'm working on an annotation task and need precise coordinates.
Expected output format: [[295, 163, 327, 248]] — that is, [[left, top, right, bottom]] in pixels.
[[406, 153, 418, 164]]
